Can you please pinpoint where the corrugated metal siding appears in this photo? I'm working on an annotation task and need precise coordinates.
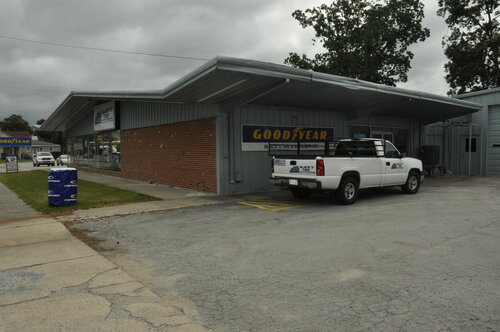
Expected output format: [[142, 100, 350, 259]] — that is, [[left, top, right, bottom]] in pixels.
[[457, 91, 500, 175], [443, 126, 481, 175], [488, 106, 500, 175], [120, 101, 220, 130], [225, 105, 348, 194], [351, 116, 421, 157], [423, 125, 445, 164], [217, 105, 423, 194]]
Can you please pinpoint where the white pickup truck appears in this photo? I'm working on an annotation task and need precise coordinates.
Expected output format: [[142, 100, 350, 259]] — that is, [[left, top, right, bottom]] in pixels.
[[270, 139, 424, 204]]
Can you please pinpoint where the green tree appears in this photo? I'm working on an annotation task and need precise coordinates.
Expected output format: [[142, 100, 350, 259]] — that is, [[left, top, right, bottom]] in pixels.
[[438, 0, 500, 95], [33, 119, 65, 151], [285, 0, 430, 86], [0, 114, 33, 133]]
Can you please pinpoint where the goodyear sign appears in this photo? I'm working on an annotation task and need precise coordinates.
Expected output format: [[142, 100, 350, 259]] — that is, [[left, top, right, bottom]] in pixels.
[[0, 137, 32, 146], [241, 125, 334, 151]]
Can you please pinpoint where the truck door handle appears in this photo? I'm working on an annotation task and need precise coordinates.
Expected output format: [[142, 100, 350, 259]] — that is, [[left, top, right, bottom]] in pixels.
[[386, 162, 390, 166]]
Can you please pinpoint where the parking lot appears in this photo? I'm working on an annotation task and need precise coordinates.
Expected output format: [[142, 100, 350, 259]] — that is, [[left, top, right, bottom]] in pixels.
[[73, 176, 500, 331]]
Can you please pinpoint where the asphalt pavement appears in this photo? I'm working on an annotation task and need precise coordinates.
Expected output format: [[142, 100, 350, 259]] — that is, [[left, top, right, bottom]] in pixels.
[[73, 176, 500, 332]]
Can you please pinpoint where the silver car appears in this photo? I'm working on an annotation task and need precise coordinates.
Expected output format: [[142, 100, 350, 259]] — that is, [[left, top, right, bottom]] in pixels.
[[56, 154, 70, 166]]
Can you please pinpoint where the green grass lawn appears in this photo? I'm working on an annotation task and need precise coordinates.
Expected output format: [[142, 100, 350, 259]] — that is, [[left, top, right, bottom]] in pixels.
[[0, 170, 159, 215]]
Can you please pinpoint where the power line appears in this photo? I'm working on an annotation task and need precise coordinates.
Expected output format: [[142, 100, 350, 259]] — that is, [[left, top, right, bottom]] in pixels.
[[0, 82, 68, 93], [0, 33, 209, 61]]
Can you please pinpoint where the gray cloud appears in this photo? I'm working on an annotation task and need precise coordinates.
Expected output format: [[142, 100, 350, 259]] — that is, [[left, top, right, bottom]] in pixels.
[[0, 0, 449, 124]]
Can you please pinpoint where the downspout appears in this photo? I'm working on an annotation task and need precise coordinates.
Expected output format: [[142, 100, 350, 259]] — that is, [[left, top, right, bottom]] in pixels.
[[468, 122, 472, 176]]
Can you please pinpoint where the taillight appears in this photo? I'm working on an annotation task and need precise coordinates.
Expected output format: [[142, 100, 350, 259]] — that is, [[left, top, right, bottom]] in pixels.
[[316, 159, 325, 176], [271, 158, 274, 173]]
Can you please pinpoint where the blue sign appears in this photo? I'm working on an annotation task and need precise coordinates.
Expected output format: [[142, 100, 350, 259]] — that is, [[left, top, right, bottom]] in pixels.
[[0, 137, 32, 146], [242, 125, 334, 143]]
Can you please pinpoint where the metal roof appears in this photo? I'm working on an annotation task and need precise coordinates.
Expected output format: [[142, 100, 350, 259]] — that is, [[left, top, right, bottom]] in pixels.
[[32, 140, 60, 147], [456, 87, 500, 99], [41, 56, 482, 131]]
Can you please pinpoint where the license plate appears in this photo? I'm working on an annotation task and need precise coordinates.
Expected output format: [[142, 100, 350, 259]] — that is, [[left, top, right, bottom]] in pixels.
[[289, 179, 298, 186]]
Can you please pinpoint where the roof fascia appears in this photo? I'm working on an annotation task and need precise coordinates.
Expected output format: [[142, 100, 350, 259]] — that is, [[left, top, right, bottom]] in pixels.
[[456, 87, 500, 99]]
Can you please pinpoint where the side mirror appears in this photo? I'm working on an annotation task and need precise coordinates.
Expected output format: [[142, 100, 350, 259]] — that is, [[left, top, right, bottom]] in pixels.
[[400, 152, 407, 158]]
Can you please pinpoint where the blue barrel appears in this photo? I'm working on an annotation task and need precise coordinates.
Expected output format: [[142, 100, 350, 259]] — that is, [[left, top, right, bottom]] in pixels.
[[48, 168, 78, 206]]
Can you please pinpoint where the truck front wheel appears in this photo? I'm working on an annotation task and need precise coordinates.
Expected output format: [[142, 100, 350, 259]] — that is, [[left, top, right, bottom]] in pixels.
[[402, 171, 420, 194], [335, 177, 359, 205], [291, 188, 311, 200]]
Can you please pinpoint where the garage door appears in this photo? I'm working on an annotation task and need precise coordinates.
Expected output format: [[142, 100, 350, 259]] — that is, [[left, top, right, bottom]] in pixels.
[[488, 106, 500, 175]]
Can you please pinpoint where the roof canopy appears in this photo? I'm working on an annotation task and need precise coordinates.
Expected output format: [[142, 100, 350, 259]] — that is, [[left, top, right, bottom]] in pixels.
[[41, 56, 482, 131]]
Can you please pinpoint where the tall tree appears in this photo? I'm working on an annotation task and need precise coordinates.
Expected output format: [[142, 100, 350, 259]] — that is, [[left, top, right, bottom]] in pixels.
[[285, 0, 430, 86], [0, 114, 32, 133], [438, 0, 500, 95]]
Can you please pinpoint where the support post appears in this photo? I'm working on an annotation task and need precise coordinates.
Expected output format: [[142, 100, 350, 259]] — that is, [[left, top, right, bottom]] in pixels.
[[468, 123, 472, 176]]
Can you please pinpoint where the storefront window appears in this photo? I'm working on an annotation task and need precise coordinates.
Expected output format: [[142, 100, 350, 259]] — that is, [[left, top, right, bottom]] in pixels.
[[68, 131, 120, 171], [350, 125, 370, 139]]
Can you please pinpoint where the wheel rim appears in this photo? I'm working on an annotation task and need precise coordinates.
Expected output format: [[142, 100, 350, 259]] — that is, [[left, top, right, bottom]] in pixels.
[[345, 183, 356, 200], [409, 176, 418, 190]]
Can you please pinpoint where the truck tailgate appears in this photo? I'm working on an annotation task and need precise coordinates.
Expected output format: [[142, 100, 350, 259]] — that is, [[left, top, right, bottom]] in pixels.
[[273, 157, 317, 177]]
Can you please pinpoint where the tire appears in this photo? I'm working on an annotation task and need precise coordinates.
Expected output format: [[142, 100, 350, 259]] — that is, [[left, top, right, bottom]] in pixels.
[[402, 171, 420, 194], [291, 188, 311, 200], [335, 177, 359, 205]]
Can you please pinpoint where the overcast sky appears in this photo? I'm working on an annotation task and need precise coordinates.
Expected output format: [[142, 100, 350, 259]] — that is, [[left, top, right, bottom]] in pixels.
[[0, 0, 449, 125]]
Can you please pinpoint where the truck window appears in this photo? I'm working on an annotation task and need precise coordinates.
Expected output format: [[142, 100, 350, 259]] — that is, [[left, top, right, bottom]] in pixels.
[[357, 141, 377, 157], [335, 142, 356, 156], [384, 141, 401, 158], [335, 141, 376, 157]]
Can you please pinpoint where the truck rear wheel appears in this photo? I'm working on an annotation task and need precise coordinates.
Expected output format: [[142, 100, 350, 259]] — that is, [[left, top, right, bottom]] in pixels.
[[335, 177, 358, 205], [291, 188, 311, 200], [402, 171, 420, 194]]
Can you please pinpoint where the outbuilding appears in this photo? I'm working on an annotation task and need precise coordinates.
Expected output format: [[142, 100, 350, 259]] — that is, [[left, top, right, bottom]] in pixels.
[[40, 57, 481, 194], [424, 88, 500, 176]]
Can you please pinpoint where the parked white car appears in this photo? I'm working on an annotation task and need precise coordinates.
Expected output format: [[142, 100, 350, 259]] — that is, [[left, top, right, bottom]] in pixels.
[[33, 152, 55, 167], [56, 154, 70, 166], [270, 139, 424, 205]]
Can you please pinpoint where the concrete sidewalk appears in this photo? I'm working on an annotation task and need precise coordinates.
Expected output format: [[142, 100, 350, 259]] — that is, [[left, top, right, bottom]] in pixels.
[[0, 217, 212, 332], [55, 170, 228, 222], [0, 182, 41, 221], [77, 171, 214, 201]]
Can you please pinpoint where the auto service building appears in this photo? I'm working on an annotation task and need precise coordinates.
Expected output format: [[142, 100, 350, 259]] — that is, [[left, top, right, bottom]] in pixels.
[[40, 57, 481, 194]]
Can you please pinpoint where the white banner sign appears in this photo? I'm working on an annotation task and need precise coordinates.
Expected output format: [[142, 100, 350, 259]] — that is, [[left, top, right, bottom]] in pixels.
[[94, 101, 115, 132]]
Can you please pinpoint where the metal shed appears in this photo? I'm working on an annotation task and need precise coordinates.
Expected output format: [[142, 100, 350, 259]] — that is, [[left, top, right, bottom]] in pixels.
[[424, 88, 500, 176], [41, 56, 482, 194]]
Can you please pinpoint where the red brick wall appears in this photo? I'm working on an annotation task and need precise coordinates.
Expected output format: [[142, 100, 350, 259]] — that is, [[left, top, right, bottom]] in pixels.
[[120, 118, 217, 193]]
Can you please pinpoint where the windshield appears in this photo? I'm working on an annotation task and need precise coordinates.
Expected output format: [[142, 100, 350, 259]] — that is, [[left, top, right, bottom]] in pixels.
[[37, 152, 52, 156]]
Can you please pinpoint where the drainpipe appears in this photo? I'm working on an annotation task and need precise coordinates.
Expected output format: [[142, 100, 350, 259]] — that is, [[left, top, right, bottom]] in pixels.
[[468, 122, 472, 176]]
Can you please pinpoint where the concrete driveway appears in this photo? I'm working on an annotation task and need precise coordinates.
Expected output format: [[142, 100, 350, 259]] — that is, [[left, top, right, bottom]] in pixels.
[[73, 176, 500, 331]]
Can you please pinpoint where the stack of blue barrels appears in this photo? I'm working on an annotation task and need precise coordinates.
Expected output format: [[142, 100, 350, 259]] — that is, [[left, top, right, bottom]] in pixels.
[[48, 168, 78, 206]]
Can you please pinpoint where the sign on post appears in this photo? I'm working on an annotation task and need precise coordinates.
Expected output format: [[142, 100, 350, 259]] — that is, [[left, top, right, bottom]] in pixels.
[[5, 155, 18, 173]]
